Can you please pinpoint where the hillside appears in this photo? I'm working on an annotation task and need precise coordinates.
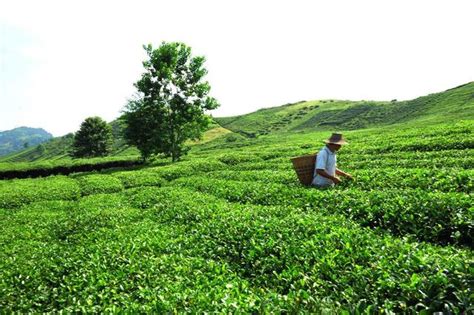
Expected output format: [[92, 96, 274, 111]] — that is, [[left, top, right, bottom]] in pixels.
[[0, 120, 139, 163], [0, 127, 52, 156], [214, 82, 474, 137], [2, 82, 473, 163], [0, 118, 473, 312]]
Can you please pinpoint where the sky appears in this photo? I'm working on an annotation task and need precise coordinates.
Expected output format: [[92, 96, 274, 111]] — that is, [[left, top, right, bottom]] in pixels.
[[1, 0, 473, 136]]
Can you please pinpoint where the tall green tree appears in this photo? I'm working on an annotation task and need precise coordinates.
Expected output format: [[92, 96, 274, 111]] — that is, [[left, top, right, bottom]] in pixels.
[[72, 116, 113, 158], [123, 42, 219, 162]]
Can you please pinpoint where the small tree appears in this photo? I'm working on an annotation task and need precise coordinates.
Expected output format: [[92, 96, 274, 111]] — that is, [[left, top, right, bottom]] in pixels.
[[72, 116, 113, 158], [123, 42, 219, 162]]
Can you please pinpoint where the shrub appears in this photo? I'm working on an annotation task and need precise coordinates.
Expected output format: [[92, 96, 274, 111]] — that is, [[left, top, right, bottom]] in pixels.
[[76, 174, 124, 196], [0, 176, 81, 208], [112, 170, 165, 188]]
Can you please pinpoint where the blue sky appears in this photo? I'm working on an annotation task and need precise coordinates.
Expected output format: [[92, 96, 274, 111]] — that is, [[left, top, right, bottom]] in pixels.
[[1, 0, 474, 136]]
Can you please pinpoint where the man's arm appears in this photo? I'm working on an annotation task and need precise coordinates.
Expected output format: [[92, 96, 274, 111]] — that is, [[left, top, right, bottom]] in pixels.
[[336, 168, 353, 179], [316, 169, 341, 184]]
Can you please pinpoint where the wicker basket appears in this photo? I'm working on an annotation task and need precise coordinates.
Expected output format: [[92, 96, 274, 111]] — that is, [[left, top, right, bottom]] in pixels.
[[290, 154, 317, 186]]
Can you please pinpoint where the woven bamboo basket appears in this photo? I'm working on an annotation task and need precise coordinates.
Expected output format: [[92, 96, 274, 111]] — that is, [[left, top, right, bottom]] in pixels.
[[290, 153, 317, 186]]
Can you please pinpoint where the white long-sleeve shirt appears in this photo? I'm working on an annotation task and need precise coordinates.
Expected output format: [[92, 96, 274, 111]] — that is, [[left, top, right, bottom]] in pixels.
[[311, 145, 337, 187]]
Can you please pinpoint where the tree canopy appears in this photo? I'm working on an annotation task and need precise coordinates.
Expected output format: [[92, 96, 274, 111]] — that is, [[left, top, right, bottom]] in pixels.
[[72, 116, 113, 158], [123, 42, 219, 162]]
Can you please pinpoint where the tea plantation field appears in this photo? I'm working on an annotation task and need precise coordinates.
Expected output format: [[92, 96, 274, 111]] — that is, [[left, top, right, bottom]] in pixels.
[[0, 121, 473, 313]]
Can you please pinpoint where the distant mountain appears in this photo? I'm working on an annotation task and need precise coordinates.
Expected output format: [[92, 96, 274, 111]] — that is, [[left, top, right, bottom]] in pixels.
[[0, 127, 53, 156], [0, 120, 138, 163]]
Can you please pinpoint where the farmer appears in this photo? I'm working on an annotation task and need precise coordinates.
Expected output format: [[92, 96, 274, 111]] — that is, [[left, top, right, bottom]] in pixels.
[[312, 133, 353, 188]]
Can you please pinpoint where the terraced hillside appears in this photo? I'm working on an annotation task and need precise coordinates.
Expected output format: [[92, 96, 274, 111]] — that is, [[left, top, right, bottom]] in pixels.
[[1, 119, 472, 312], [3, 82, 473, 163], [0, 120, 140, 163], [214, 82, 474, 137], [0, 127, 52, 156]]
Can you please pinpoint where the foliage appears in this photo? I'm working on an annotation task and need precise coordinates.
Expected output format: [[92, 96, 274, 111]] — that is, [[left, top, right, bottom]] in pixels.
[[75, 174, 124, 196], [0, 114, 473, 312], [0, 187, 472, 312], [0, 158, 142, 180], [173, 176, 473, 247], [0, 176, 80, 208], [72, 116, 113, 158], [112, 170, 165, 188], [123, 42, 219, 162], [208, 168, 474, 193]]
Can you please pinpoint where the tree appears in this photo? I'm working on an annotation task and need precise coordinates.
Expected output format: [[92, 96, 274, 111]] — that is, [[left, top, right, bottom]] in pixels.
[[72, 116, 113, 158], [123, 42, 219, 162]]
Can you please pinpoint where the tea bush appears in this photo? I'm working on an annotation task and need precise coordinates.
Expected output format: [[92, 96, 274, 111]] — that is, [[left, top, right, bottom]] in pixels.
[[76, 174, 124, 196], [111, 170, 165, 188], [0, 176, 80, 208], [172, 176, 473, 247], [1, 120, 473, 312], [208, 168, 474, 193]]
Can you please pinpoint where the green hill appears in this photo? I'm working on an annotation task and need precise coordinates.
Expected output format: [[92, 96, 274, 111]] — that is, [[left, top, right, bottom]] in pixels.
[[0, 127, 52, 156], [214, 82, 474, 137], [0, 114, 473, 312], [2, 82, 473, 163], [0, 120, 139, 163]]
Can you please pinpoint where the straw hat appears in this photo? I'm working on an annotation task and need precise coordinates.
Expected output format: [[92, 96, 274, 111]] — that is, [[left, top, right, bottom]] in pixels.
[[324, 133, 349, 145]]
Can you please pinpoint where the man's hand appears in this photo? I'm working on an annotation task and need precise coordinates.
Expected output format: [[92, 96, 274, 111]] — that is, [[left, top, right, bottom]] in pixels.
[[317, 169, 344, 184], [332, 176, 342, 184], [336, 169, 354, 181]]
